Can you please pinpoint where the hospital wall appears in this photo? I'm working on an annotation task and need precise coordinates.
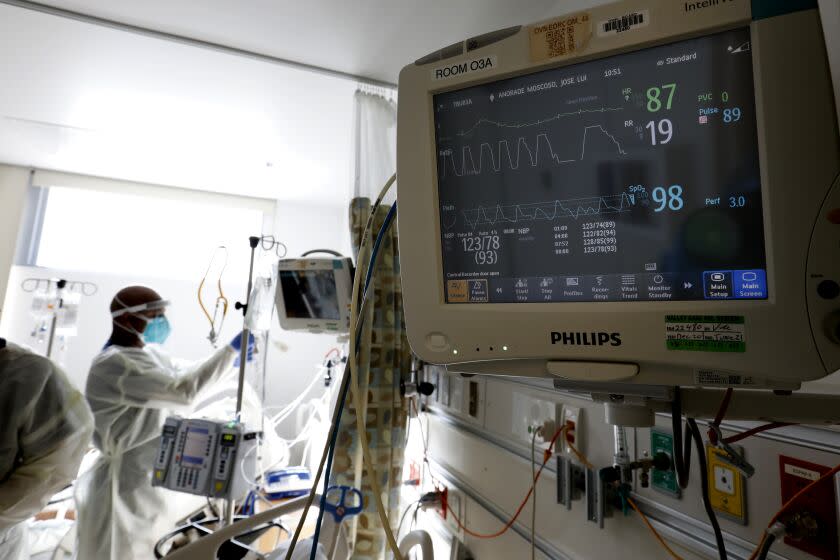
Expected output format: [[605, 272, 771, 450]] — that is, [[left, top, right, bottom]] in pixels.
[[408, 372, 840, 560], [0, 164, 30, 315]]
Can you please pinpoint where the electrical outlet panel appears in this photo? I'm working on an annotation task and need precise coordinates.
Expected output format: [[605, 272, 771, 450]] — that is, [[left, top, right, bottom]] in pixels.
[[468, 381, 479, 418], [438, 371, 451, 408], [706, 445, 748, 525], [451, 376, 464, 413], [443, 489, 462, 535], [511, 392, 560, 443], [562, 405, 582, 455], [778, 455, 839, 560]]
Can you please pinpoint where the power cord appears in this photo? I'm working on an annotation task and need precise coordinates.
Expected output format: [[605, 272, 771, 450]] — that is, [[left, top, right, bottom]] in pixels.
[[446, 425, 568, 539], [688, 418, 727, 560], [670, 388, 727, 560]]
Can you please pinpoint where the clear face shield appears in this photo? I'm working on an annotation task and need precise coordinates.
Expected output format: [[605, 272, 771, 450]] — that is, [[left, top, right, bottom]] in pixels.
[[111, 297, 172, 343]]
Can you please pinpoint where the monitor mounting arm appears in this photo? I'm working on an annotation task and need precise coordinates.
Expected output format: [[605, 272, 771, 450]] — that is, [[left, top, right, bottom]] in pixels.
[[552, 380, 840, 427]]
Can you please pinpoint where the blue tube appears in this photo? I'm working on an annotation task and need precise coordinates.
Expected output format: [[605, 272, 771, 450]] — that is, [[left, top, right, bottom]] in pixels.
[[309, 203, 398, 560]]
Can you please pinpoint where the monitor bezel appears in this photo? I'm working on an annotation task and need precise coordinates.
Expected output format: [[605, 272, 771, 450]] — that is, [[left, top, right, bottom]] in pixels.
[[275, 257, 353, 334], [396, 0, 840, 387]]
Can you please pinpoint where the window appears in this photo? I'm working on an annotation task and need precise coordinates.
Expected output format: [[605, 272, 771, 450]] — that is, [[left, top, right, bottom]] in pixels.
[[34, 186, 273, 280]]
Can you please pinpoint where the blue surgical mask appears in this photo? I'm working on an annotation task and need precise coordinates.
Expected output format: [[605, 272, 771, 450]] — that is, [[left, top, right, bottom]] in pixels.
[[143, 316, 171, 345]]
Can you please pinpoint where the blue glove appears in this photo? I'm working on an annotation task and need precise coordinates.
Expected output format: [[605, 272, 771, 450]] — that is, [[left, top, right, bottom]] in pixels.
[[230, 332, 255, 365]]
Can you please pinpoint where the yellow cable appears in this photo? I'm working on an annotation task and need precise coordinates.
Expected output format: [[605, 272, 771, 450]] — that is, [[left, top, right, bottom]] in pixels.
[[626, 497, 686, 560], [566, 439, 594, 470], [349, 174, 401, 559], [198, 246, 229, 338]]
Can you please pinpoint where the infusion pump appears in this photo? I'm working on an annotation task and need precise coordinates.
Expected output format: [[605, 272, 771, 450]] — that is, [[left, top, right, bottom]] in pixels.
[[152, 417, 259, 500]]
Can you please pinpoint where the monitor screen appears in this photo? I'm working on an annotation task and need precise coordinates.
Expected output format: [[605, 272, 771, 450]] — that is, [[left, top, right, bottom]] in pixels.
[[434, 27, 766, 304], [279, 270, 341, 320], [182, 427, 210, 466]]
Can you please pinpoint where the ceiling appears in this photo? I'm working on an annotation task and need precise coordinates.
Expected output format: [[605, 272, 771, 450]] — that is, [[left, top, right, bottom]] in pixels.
[[22, 0, 608, 85], [0, 0, 608, 201], [0, 0, 836, 202]]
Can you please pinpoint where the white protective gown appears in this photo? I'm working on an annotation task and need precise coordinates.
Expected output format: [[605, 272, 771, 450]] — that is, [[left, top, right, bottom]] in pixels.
[[75, 343, 236, 560], [0, 342, 93, 560]]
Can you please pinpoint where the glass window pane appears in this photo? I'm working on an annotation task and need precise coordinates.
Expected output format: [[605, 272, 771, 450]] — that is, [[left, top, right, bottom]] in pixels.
[[36, 187, 268, 280]]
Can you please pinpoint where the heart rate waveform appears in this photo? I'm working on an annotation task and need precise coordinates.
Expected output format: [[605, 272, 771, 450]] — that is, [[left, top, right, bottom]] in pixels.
[[458, 193, 637, 229], [439, 125, 627, 179]]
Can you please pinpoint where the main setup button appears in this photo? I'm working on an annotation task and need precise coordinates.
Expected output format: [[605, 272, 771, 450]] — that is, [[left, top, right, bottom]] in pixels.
[[426, 332, 450, 351], [703, 271, 732, 299]]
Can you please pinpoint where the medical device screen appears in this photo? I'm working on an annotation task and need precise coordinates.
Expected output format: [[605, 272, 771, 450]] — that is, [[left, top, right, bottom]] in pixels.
[[279, 270, 341, 320], [435, 28, 766, 304], [182, 428, 210, 466]]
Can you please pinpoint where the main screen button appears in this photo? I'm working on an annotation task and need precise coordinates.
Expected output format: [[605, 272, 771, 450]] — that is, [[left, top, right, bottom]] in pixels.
[[733, 269, 767, 299]]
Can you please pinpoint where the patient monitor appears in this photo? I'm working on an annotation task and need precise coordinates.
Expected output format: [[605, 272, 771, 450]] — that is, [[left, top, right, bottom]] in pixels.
[[397, 0, 840, 389], [275, 258, 353, 334]]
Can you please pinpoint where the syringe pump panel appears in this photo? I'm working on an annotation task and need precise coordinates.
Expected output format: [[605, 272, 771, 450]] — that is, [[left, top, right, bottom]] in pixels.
[[397, 0, 840, 388], [152, 417, 258, 500]]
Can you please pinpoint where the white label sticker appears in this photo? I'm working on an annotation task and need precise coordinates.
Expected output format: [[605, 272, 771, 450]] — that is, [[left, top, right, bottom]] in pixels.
[[432, 56, 497, 81], [694, 369, 756, 387], [597, 10, 650, 37], [784, 464, 821, 481]]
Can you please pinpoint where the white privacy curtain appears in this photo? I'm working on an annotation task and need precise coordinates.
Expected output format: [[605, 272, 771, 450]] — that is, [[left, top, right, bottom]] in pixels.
[[352, 88, 397, 203]]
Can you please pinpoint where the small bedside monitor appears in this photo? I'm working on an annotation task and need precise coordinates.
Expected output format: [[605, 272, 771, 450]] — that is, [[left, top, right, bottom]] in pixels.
[[275, 258, 353, 334]]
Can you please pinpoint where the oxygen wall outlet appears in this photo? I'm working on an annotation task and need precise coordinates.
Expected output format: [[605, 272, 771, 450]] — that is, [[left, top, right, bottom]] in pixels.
[[778, 455, 838, 560], [651, 428, 680, 498]]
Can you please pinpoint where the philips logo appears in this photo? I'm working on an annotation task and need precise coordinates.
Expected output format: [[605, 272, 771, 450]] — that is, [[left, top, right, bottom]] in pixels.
[[551, 331, 622, 347]]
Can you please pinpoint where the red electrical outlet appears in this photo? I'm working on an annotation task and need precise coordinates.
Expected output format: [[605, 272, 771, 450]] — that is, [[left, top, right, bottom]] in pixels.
[[778, 455, 839, 560]]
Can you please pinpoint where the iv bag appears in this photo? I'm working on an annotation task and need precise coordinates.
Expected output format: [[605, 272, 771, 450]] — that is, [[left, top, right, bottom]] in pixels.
[[30, 290, 57, 319], [56, 292, 81, 336], [245, 262, 277, 333]]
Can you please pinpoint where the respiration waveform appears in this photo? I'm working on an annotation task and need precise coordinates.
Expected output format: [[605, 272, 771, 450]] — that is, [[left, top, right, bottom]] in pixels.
[[448, 106, 625, 139], [459, 193, 636, 229], [439, 125, 627, 179]]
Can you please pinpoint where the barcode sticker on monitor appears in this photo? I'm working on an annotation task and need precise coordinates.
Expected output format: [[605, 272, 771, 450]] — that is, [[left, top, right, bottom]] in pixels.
[[597, 11, 649, 37], [529, 12, 593, 62]]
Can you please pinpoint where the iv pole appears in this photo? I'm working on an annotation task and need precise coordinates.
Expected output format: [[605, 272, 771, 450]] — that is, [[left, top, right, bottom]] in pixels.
[[225, 236, 260, 526], [45, 279, 67, 359]]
